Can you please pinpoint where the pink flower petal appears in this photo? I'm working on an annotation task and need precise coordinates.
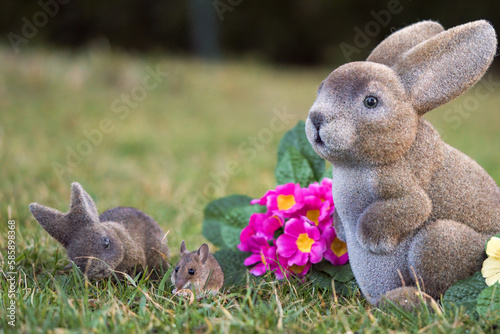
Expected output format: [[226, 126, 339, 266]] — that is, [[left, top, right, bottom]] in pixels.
[[274, 270, 285, 280], [276, 234, 298, 257], [244, 254, 262, 266], [322, 226, 349, 265], [262, 215, 283, 235], [304, 223, 321, 240], [239, 225, 256, 244], [284, 218, 306, 237], [287, 251, 309, 266], [238, 235, 267, 253], [316, 216, 333, 232], [249, 263, 267, 276], [287, 262, 312, 277], [310, 241, 326, 263], [251, 189, 276, 206]]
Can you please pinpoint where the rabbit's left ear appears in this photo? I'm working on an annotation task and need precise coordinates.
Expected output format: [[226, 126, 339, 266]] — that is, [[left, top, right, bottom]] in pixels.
[[367, 20, 444, 67], [396, 20, 497, 115], [68, 182, 99, 226]]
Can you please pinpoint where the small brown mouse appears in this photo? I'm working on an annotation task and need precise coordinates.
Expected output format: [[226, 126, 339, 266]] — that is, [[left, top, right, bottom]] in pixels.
[[171, 241, 224, 298]]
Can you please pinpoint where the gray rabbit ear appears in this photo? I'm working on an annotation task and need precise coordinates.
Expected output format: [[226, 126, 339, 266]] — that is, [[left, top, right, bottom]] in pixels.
[[367, 21, 444, 67], [180, 240, 188, 254], [30, 203, 71, 246], [68, 182, 99, 226], [197, 244, 210, 264], [396, 20, 497, 115]]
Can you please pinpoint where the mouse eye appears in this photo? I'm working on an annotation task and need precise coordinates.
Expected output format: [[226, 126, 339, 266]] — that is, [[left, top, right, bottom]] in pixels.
[[188, 268, 195, 275], [175, 266, 179, 272], [103, 237, 110, 249], [363, 96, 378, 109]]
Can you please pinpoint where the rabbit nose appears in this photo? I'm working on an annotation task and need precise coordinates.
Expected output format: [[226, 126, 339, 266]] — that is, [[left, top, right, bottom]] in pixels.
[[309, 112, 324, 131]]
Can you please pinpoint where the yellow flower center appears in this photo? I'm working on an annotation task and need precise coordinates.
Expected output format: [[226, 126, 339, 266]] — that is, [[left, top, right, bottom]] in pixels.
[[296, 233, 314, 253], [260, 250, 267, 265], [331, 237, 347, 257], [306, 209, 320, 226], [289, 264, 307, 274], [277, 194, 296, 211]]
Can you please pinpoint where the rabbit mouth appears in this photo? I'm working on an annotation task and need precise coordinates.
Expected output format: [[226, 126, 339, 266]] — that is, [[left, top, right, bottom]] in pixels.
[[315, 133, 325, 146]]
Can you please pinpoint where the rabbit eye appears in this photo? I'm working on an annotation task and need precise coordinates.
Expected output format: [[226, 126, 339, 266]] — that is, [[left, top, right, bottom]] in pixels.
[[103, 237, 110, 249], [175, 266, 179, 272], [364, 96, 378, 109], [188, 268, 195, 275]]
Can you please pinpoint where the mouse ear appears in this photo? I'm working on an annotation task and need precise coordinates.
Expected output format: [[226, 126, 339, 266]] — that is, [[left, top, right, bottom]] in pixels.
[[180, 240, 189, 254], [197, 244, 210, 264], [367, 21, 444, 67]]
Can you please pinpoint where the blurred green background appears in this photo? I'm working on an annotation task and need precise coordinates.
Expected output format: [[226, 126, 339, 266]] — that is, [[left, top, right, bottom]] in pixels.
[[2, 0, 500, 68], [1, 0, 500, 264]]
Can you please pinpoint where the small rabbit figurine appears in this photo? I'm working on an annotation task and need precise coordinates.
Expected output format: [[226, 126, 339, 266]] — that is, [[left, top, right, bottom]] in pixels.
[[171, 241, 224, 298], [29, 182, 170, 280], [306, 20, 500, 309]]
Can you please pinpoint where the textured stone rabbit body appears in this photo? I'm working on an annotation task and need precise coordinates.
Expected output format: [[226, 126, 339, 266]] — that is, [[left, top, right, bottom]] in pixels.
[[306, 20, 500, 306], [332, 118, 500, 304], [30, 183, 170, 280], [96, 207, 170, 276]]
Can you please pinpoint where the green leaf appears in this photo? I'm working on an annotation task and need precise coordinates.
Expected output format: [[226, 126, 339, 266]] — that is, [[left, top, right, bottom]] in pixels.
[[443, 271, 488, 312], [213, 249, 250, 286], [275, 146, 316, 186], [203, 195, 266, 249], [276, 121, 325, 182], [476, 283, 500, 317], [309, 269, 359, 297], [308, 270, 332, 289], [321, 163, 333, 180], [220, 225, 244, 250], [312, 261, 354, 283]]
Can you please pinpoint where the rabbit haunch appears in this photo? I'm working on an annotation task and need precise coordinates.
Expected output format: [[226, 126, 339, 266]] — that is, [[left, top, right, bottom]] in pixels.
[[29, 182, 170, 280], [306, 20, 500, 309]]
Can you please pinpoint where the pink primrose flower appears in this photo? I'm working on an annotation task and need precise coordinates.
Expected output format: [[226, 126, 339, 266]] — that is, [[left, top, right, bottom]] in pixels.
[[298, 195, 334, 232], [244, 242, 277, 276], [238, 212, 283, 253], [322, 226, 349, 265], [276, 218, 326, 266], [251, 183, 305, 217], [304, 178, 334, 209]]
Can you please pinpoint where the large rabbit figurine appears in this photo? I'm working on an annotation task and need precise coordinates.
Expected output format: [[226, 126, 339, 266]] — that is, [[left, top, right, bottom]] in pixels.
[[306, 20, 500, 308], [30, 182, 170, 280]]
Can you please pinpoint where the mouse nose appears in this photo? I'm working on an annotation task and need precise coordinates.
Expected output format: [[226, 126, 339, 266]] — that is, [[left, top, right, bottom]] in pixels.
[[309, 111, 324, 131]]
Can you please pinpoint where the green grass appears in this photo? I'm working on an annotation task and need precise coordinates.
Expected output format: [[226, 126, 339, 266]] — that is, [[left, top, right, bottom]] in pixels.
[[1, 47, 500, 333]]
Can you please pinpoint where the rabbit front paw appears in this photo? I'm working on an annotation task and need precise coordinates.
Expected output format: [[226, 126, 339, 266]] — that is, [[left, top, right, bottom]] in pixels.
[[356, 218, 399, 254]]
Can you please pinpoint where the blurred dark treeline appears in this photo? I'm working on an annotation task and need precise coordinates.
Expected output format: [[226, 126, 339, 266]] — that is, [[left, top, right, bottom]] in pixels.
[[2, 0, 500, 66]]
